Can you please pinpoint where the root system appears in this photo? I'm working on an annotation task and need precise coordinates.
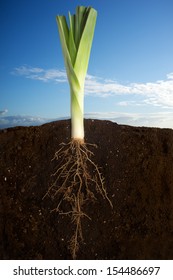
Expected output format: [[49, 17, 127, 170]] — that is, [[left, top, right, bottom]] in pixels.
[[44, 139, 112, 259]]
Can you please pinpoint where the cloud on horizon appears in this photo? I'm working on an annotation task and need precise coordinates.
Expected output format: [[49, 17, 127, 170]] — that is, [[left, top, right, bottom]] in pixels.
[[1, 112, 173, 130], [0, 109, 8, 115], [85, 111, 173, 129], [0, 115, 57, 129], [13, 65, 173, 109]]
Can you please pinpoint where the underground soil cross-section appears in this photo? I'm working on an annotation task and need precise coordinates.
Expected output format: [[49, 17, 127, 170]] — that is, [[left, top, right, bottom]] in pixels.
[[0, 119, 173, 259]]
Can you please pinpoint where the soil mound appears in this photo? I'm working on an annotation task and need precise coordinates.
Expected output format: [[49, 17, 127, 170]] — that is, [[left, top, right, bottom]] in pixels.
[[0, 119, 173, 259]]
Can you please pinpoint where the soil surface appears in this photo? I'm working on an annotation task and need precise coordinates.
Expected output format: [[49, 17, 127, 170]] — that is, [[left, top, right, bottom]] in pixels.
[[0, 119, 173, 260]]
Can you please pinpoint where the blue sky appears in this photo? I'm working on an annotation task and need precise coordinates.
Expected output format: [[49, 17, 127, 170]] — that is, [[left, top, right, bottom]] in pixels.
[[1, 0, 173, 128]]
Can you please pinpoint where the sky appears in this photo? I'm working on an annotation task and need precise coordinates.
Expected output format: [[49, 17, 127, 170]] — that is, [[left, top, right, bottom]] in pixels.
[[1, 0, 173, 129]]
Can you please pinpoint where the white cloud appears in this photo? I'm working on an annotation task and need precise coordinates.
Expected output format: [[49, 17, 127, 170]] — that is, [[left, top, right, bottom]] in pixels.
[[117, 101, 142, 107], [85, 74, 173, 108], [1, 112, 173, 129], [0, 115, 57, 129], [13, 65, 173, 108], [167, 72, 173, 80], [13, 66, 67, 83], [0, 109, 8, 115], [85, 111, 173, 129]]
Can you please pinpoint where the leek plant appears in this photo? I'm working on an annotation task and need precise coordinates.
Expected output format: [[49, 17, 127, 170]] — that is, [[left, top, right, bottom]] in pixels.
[[56, 6, 97, 141], [45, 6, 112, 259]]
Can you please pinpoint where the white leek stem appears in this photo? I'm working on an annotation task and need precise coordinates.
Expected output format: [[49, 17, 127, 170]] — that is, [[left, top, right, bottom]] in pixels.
[[70, 87, 84, 140]]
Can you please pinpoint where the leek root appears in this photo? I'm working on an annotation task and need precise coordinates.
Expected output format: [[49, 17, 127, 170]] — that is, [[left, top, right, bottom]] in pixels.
[[44, 140, 112, 259]]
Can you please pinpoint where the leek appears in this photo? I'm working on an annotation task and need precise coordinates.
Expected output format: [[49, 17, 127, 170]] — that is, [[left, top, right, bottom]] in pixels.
[[45, 6, 112, 259], [56, 6, 97, 141]]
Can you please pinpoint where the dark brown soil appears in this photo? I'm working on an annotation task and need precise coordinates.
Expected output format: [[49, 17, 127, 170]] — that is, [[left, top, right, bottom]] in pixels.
[[0, 119, 173, 260]]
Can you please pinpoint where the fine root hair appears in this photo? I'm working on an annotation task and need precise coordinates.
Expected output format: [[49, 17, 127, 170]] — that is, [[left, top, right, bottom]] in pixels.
[[44, 139, 112, 259]]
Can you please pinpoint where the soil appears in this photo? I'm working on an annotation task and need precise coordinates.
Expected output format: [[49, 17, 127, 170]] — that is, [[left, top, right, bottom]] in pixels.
[[0, 119, 173, 260]]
